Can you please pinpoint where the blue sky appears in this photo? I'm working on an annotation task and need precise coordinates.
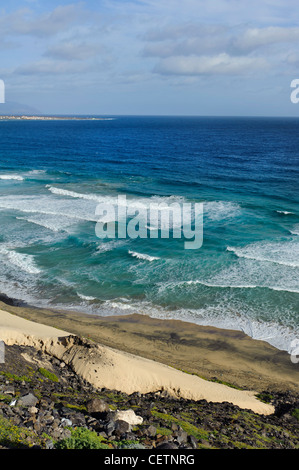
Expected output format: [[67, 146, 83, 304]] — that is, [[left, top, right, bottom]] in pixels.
[[1, 0, 299, 115]]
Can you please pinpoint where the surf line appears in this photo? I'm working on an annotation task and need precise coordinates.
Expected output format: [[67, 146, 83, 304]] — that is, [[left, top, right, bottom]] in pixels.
[[95, 195, 203, 250]]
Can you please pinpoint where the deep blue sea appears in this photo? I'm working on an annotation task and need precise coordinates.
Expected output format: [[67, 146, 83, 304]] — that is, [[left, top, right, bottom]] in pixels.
[[0, 116, 298, 351]]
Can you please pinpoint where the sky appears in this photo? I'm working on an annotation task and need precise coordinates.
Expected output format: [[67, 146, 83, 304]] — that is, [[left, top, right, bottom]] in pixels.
[[1, 0, 299, 116]]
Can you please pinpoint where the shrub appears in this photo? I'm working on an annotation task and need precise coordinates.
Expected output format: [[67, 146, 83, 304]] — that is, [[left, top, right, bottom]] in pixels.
[[38, 368, 59, 383], [291, 409, 299, 421], [55, 427, 111, 449]]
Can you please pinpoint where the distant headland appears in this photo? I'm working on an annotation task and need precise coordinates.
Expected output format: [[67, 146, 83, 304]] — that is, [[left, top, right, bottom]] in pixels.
[[0, 115, 108, 121]]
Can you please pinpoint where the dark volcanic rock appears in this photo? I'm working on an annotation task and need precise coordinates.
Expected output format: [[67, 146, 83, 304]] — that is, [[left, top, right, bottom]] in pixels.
[[156, 441, 179, 449], [86, 398, 109, 415], [17, 393, 39, 408], [114, 419, 131, 437], [0, 342, 298, 450]]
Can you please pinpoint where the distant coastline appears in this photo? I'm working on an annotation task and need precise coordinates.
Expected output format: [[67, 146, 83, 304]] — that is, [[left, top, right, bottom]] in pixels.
[[0, 115, 108, 121]]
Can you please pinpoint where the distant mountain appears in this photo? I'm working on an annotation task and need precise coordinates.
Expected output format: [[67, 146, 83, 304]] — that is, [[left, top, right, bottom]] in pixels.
[[0, 101, 42, 116]]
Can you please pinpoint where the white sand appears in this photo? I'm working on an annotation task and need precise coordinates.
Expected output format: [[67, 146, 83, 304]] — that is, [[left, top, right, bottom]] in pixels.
[[0, 309, 274, 415]]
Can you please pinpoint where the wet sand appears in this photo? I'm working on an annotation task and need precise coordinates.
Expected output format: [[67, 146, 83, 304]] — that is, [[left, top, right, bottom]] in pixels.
[[0, 300, 298, 394]]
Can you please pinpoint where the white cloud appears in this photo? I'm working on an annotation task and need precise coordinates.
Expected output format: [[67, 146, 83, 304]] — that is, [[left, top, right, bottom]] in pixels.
[[1, 0, 299, 114], [15, 59, 88, 75], [143, 24, 231, 58], [0, 4, 87, 38], [233, 26, 299, 53], [44, 42, 105, 61], [154, 53, 268, 76]]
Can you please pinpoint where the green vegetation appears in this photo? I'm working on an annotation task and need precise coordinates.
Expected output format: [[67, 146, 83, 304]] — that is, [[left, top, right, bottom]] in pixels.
[[291, 409, 299, 421], [116, 440, 144, 449], [176, 367, 243, 390], [63, 403, 87, 412], [54, 427, 111, 449], [151, 409, 208, 443], [0, 394, 12, 404], [38, 368, 59, 383], [0, 415, 47, 448], [156, 427, 173, 436], [0, 371, 31, 383], [256, 392, 274, 403]]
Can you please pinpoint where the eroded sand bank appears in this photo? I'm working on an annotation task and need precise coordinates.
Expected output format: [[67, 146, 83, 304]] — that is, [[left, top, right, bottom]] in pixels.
[[0, 308, 276, 415]]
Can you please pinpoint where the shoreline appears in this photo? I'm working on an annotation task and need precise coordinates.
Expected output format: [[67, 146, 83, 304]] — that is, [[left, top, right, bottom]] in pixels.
[[0, 296, 298, 396], [0, 115, 108, 121], [0, 306, 275, 415]]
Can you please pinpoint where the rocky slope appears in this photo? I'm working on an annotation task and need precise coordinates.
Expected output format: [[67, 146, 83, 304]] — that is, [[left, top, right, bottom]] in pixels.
[[0, 342, 298, 450]]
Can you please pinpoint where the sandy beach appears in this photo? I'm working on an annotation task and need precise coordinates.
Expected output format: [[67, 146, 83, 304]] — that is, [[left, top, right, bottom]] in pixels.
[[0, 299, 298, 416]]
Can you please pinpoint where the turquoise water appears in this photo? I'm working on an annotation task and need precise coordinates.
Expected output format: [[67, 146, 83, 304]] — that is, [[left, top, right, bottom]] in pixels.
[[0, 116, 298, 351]]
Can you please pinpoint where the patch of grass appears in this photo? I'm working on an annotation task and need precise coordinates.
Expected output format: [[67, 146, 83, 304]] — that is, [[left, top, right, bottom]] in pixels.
[[102, 391, 125, 403], [33, 389, 42, 400], [38, 368, 59, 383], [256, 392, 274, 404], [156, 427, 173, 436], [0, 415, 44, 448], [55, 427, 111, 449], [176, 368, 243, 390], [0, 371, 31, 383], [291, 409, 299, 421], [116, 440, 144, 449], [63, 403, 87, 412], [0, 394, 12, 404], [210, 378, 243, 390], [151, 410, 209, 441]]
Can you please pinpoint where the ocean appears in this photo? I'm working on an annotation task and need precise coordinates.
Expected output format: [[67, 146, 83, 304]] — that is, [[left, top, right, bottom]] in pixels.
[[0, 116, 298, 352]]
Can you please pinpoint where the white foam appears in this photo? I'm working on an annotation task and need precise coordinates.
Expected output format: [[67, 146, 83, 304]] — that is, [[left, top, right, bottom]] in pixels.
[[129, 251, 160, 262], [16, 214, 77, 233], [27, 170, 46, 175], [47, 185, 186, 209], [276, 210, 294, 215], [204, 201, 241, 221], [290, 225, 299, 236], [106, 301, 134, 311], [45, 187, 242, 232], [157, 279, 258, 294], [0, 247, 41, 274], [186, 280, 258, 289], [202, 254, 299, 294], [77, 293, 96, 301], [227, 240, 299, 268], [96, 240, 127, 253], [91, 297, 299, 352], [157, 251, 299, 296], [47, 186, 101, 201], [0, 195, 98, 223], [0, 174, 24, 181]]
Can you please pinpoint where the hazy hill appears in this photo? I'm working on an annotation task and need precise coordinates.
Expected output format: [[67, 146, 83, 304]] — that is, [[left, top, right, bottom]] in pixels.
[[0, 101, 42, 116]]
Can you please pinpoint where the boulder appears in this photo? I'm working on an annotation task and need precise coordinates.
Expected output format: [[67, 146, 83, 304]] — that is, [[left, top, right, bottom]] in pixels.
[[114, 419, 131, 436], [17, 393, 39, 408], [114, 409, 143, 426], [145, 425, 157, 437], [106, 420, 116, 436], [175, 430, 188, 444], [188, 435, 198, 449], [86, 398, 109, 415], [156, 441, 179, 449]]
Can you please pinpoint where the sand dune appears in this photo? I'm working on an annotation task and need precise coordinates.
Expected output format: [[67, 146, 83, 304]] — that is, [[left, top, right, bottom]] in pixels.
[[0, 309, 274, 415]]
